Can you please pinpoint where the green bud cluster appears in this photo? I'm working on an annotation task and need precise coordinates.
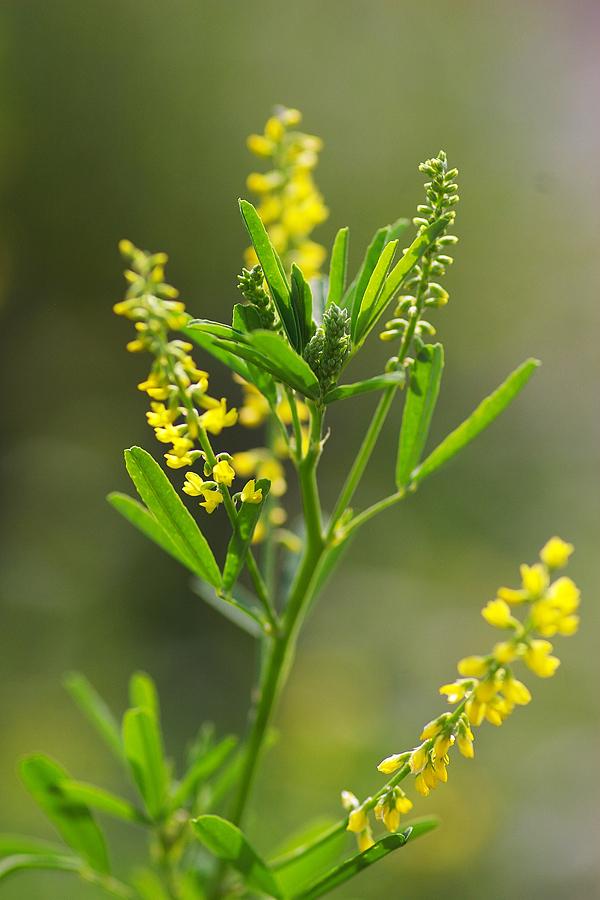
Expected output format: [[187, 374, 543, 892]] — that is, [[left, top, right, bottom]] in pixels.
[[304, 303, 350, 391], [381, 150, 458, 355], [237, 264, 277, 329]]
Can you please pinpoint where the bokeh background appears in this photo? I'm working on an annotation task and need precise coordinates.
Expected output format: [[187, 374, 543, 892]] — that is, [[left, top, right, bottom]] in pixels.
[[1, 1, 599, 898]]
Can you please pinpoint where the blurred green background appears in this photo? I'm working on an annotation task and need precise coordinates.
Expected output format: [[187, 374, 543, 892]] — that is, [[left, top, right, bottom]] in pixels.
[[1, 1, 599, 897]]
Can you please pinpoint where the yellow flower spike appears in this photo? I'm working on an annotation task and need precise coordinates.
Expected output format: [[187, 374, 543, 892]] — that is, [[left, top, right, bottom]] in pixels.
[[377, 753, 406, 775], [409, 743, 429, 774], [212, 460, 236, 487], [346, 807, 368, 834], [540, 536, 574, 570], [414, 772, 430, 797], [481, 598, 515, 629], [199, 490, 223, 515], [182, 472, 205, 497], [502, 677, 532, 706], [240, 479, 263, 505], [520, 563, 549, 598], [457, 655, 489, 677]]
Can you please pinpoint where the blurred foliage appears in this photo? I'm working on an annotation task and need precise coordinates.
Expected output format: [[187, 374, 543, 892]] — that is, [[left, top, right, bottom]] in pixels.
[[0, 1, 599, 898]]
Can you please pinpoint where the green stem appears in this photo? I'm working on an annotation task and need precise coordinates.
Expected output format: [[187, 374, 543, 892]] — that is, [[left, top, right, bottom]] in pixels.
[[344, 489, 406, 537]]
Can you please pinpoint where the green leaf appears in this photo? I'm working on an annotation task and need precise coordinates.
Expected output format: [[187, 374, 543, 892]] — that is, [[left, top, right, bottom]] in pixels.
[[122, 708, 168, 820], [192, 815, 282, 898], [326, 227, 349, 308], [324, 371, 405, 404], [239, 199, 297, 348], [60, 780, 149, 826], [356, 215, 452, 347], [222, 479, 270, 592], [412, 358, 540, 486], [129, 671, 159, 719], [20, 755, 110, 873], [384, 217, 410, 243], [124, 446, 221, 588], [182, 323, 253, 382], [0, 853, 81, 881], [342, 225, 388, 313], [396, 343, 445, 488], [191, 579, 263, 637], [290, 264, 314, 353], [353, 239, 398, 342], [108, 493, 193, 573], [63, 672, 123, 761], [0, 834, 64, 856], [270, 819, 347, 895], [293, 818, 439, 900], [171, 735, 238, 809]]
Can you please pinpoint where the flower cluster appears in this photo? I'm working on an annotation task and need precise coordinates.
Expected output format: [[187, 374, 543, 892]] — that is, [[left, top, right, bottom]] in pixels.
[[343, 537, 579, 850], [304, 303, 351, 390], [380, 151, 458, 357], [246, 105, 328, 278], [115, 241, 260, 515]]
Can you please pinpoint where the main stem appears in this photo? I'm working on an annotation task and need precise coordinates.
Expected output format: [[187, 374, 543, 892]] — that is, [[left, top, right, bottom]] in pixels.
[[229, 403, 325, 827]]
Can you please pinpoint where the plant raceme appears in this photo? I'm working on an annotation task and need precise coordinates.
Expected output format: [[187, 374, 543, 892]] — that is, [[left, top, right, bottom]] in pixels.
[[1, 107, 581, 900]]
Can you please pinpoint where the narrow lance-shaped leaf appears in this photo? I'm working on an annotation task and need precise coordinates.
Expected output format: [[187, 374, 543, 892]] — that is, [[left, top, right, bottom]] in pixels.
[[191, 579, 263, 637], [63, 672, 123, 761], [171, 735, 238, 809], [232, 305, 279, 405], [293, 818, 439, 900], [107, 493, 193, 574], [124, 447, 221, 588], [0, 853, 81, 882], [341, 225, 388, 312], [0, 834, 65, 857], [290, 263, 314, 353], [326, 227, 349, 308], [269, 818, 347, 896], [324, 371, 405, 404], [239, 199, 297, 348], [396, 343, 445, 488], [222, 479, 270, 592], [59, 780, 149, 826], [412, 358, 540, 486], [192, 815, 283, 899], [122, 708, 168, 821], [20, 755, 110, 874], [129, 671, 160, 719], [353, 239, 398, 342]]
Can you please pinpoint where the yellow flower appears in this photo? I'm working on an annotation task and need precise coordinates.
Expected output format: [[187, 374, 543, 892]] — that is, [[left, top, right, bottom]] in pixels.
[[520, 563, 549, 598], [547, 577, 580, 614], [238, 382, 270, 428], [408, 743, 429, 774], [465, 696, 486, 727], [439, 681, 467, 704], [502, 677, 532, 705], [481, 598, 515, 629], [457, 655, 488, 677], [415, 772, 430, 797], [540, 536, 573, 569], [165, 452, 194, 469], [377, 753, 406, 775], [199, 399, 238, 435], [138, 373, 169, 400], [240, 479, 263, 505], [357, 827, 375, 853], [493, 641, 519, 664], [457, 723, 475, 758], [199, 490, 223, 514], [395, 793, 413, 814], [420, 717, 444, 740], [146, 403, 177, 428], [524, 640, 561, 678], [347, 807, 368, 834], [433, 734, 454, 758], [183, 472, 206, 496], [251, 519, 266, 544], [212, 459, 236, 487], [257, 458, 286, 497], [375, 798, 400, 833]]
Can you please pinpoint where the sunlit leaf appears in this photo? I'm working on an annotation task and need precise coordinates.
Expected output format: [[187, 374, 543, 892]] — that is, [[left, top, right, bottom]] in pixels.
[[324, 371, 405, 404], [124, 447, 221, 588], [192, 815, 282, 898], [412, 358, 540, 485], [396, 343, 444, 488], [20, 755, 110, 873], [290, 264, 314, 353], [0, 853, 81, 881], [270, 818, 347, 895], [108, 493, 194, 573], [326, 227, 349, 308], [353, 239, 398, 342], [129, 671, 159, 720]]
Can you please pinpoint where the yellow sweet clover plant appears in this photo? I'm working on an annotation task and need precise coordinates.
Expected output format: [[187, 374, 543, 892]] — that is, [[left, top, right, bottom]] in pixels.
[[0, 107, 581, 900]]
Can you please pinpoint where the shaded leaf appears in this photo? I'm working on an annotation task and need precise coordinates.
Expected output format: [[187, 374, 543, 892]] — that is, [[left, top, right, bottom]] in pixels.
[[63, 672, 123, 761], [108, 493, 192, 573], [326, 227, 349, 308], [20, 755, 109, 873], [412, 359, 540, 485], [0, 853, 81, 881], [191, 579, 263, 637], [270, 818, 347, 895], [223, 479, 270, 592], [171, 735, 238, 809], [60, 780, 149, 826], [124, 447, 221, 588], [192, 815, 282, 898], [324, 371, 405, 404], [396, 343, 444, 488], [243, 331, 320, 398], [122, 708, 168, 821], [290, 264, 314, 353]]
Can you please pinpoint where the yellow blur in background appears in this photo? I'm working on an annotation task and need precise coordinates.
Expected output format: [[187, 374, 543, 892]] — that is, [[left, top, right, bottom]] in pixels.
[[0, 1, 599, 898]]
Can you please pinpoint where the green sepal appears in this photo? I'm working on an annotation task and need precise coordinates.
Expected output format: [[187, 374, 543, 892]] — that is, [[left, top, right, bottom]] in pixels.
[[122, 708, 168, 821], [411, 358, 540, 486], [19, 755, 110, 874], [63, 672, 124, 762], [222, 478, 270, 592], [326, 227, 349, 308], [192, 815, 283, 899], [124, 447, 222, 588], [396, 343, 444, 488], [324, 371, 405, 404], [239, 199, 297, 348]]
